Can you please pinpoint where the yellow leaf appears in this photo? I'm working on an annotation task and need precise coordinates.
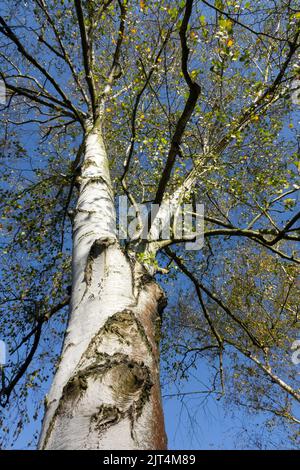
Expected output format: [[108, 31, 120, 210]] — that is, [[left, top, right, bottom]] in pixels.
[[227, 38, 234, 47], [219, 18, 233, 31]]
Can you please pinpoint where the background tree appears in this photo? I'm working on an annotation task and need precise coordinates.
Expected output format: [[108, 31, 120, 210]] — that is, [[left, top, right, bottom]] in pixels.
[[0, 0, 299, 449]]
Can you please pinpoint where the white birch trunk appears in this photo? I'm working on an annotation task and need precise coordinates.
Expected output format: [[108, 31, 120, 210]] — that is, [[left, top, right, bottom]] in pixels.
[[38, 125, 167, 450]]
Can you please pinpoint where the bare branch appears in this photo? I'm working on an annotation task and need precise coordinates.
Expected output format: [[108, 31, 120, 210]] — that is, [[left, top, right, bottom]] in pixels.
[[165, 247, 264, 349], [0, 16, 84, 123], [153, 0, 201, 208], [35, 0, 90, 107], [74, 0, 97, 117], [0, 298, 69, 406]]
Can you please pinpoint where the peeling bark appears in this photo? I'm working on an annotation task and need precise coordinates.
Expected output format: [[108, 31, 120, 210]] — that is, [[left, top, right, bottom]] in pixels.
[[39, 126, 167, 450]]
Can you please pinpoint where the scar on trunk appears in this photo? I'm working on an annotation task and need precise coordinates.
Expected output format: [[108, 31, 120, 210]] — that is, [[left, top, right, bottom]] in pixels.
[[42, 353, 153, 448], [79, 236, 116, 304], [88, 358, 153, 440]]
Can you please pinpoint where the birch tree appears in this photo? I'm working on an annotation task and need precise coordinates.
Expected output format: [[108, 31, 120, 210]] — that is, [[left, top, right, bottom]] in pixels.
[[0, 0, 300, 449]]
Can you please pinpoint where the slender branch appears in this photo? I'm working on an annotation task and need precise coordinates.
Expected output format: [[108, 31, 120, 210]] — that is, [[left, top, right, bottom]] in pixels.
[[109, 0, 127, 80], [96, 0, 128, 121], [3, 80, 77, 119], [0, 298, 69, 406], [74, 0, 97, 117], [10, 298, 70, 356], [269, 211, 300, 245], [35, 0, 89, 107], [121, 24, 176, 187], [201, 0, 288, 42], [163, 389, 218, 398], [225, 338, 300, 403], [151, 29, 300, 226], [212, 30, 300, 157], [0, 321, 42, 407], [165, 248, 263, 348], [153, 0, 201, 207], [0, 16, 84, 123]]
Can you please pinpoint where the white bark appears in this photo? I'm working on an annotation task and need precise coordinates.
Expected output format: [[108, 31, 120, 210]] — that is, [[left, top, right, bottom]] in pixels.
[[39, 126, 167, 450]]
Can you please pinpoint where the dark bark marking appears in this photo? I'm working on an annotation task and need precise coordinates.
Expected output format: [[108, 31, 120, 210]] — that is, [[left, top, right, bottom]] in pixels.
[[81, 309, 154, 360], [80, 236, 116, 303], [87, 356, 153, 440], [42, 352, 153, 448]]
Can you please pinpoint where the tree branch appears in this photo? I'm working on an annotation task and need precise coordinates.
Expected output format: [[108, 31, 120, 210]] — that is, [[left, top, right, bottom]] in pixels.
[[153, 0, 201, 208], [74, 0, 97, 117], [0, 16, 84, 123], [0, 298, 69, 406], [165, 247, 264, 348]]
